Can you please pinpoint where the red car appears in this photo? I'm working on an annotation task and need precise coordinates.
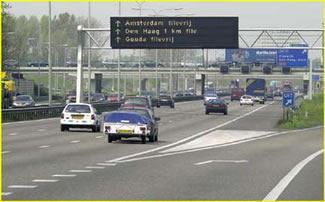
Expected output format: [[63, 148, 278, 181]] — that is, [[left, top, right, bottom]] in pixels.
[[121, 96, 153, 111], [231, 88, 245, 101], [107, 94, 119, 102]]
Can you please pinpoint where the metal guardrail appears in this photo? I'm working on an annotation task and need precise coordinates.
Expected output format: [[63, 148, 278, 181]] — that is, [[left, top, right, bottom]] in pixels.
[[2, 96, 203, 123]]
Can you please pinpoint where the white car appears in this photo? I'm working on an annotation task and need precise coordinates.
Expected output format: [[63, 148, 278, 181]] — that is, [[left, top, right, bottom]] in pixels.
[[60, 103, 101, 132], [240, 95, 254, 106]]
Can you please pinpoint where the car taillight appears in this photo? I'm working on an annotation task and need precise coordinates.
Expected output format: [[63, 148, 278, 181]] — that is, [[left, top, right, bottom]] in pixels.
[[105, 125, 111, 132], [61, 113, 64, 119], [91, 114, 95, 120], [207, 104, 213, 107], [140, 127, 146, 134]]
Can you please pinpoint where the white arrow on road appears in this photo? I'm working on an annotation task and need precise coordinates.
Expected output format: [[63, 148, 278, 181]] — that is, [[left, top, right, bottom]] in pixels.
[[195, 160, 248, 165]]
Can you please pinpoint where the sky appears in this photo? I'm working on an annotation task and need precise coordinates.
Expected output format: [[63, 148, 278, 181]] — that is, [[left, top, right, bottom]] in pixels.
[[6, 1, 324, 60]]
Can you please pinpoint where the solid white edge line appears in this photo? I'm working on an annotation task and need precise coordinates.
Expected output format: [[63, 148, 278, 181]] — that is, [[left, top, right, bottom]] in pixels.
[[8, 185, 37, 189], [32, 179, 59, 182], [52, 174, 76, 177], [263, 149, 324, 201], [108, 103, 272, 163], [2, 192, 13, 196]]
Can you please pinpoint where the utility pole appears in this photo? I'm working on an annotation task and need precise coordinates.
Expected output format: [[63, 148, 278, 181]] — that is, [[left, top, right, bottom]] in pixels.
[[48, 2, 52, 106], [87, 1, 91, 103]]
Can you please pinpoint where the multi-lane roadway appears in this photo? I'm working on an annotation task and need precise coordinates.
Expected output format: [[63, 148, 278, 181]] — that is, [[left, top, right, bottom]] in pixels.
[[2, 99, 323, 200]]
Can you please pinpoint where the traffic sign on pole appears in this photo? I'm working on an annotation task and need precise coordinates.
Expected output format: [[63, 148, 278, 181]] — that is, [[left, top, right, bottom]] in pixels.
[[282, 91, 295, 108]]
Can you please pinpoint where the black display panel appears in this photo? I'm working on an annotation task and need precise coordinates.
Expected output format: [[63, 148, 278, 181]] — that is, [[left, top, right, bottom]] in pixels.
[[111, 17, 238, 49]]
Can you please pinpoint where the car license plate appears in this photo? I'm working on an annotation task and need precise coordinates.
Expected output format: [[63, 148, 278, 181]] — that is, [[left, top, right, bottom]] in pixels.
[[72, 115, 84, 120], [118, 129, 132, 134], [213, 104, 219, 107], [162, 99, 168, 101]]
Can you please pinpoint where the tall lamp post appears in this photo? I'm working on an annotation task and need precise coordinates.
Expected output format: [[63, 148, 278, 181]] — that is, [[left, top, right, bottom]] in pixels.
[[48, 2, 52, 106]]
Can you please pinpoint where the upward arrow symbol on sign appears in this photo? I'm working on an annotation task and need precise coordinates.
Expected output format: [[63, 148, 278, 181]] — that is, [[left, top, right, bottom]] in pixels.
[[115, 29, 120, 35], [115, 21, 121, 27]]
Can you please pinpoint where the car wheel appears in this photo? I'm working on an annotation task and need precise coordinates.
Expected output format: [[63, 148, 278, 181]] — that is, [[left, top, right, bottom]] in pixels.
[[170, 104, 174, 108], [155, 134, 158, 142], [240, 103, 242, 106], [61, 125, 65, 132], [224, 111, 228, 115], [205, 110, 209, 115], [252, 103, 254, 106], [231, 99, 233, 101], [141, 136, 146, 144], [157, 105, 160, 108], [97, 125, 101, 132], [108, 135, 113, 143]]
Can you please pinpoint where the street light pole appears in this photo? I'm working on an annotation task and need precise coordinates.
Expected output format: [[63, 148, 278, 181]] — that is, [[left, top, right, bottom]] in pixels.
[[117, 0, 121, 101], [48, 2, 52, 106], [87, 1, 91, 103]]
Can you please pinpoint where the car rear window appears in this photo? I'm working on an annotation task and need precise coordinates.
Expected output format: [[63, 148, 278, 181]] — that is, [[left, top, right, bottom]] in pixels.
[[125, 98, 148, 106], [65, 105, 91, 113], [208, 99, 225, 104], [104, 112, 149, 124], [232, 88, 244, 93], [16, 96, 32, 101], [119, 109, 151, 119]]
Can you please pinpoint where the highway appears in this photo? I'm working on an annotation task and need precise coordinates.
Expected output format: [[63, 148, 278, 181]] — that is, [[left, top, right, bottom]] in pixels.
[[2, 99, 323, 200]]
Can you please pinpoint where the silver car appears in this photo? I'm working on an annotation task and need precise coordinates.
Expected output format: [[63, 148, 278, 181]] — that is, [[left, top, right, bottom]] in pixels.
[[13, 95, 35, 108]]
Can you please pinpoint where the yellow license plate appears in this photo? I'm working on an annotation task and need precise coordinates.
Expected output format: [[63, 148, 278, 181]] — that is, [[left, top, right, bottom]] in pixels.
[[118, 129, 132, 134], [72, 115, 84, 120]]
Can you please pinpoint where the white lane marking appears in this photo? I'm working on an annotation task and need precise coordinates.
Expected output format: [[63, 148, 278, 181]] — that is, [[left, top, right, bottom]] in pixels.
[[85, 166, 105, 169], [168, 120, 172, 123], [195, 160, 248, 165], [8, 133, 18, 136], [8, 185, 37, 189], [38, 129, 46, 132], [95, 136, 104, 139], [38, 145, 50, 149], [2, 151, 11, 154], [69, 170, 92, 173], [108, 103, 272, 163], [263, 149, 324, 201], [2, 117, 60, 125], [114, 126, 322, 163], [52, 174, 76, 177], [98, 163, 117, 166], [32, 179, 59, 182], [2, 192, 13, 196], [70, 140, 80, 144]]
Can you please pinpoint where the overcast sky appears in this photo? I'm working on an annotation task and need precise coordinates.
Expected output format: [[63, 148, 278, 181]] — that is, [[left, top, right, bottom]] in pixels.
[[8, 2, 323, 28], [6, 2, 324, 59]]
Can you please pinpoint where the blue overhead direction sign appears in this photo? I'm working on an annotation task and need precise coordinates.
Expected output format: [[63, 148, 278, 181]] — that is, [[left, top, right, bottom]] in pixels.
[[282, 91, 295, 108], [277, 49, 308, 67], [225, 49, 277, 63]]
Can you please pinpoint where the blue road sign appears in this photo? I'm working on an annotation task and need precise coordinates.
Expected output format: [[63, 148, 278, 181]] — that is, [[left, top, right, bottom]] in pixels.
[[283, 91, 295, 108], [277, 49, 308, 67], [312, 75, 320, 82]]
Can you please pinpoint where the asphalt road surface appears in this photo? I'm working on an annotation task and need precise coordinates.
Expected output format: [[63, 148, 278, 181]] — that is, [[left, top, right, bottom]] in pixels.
[[2, 99, 323, 200]]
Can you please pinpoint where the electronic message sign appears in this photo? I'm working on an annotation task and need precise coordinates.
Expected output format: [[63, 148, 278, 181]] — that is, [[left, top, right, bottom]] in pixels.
[[110, 17, 238, 49]]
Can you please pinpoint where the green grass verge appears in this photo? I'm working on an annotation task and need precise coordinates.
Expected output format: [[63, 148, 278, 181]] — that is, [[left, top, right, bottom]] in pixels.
[[278, 93, 323, 129]]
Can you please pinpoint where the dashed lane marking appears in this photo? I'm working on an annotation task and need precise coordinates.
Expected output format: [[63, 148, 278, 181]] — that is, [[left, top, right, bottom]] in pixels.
[[38, 129, 46, 132], [99, 163, 117, 166], [52, 174, 76, 177], [2, 192, 13, 196], [95, 136, 104, 139], [85, 166, 105, 169], [70, 140, 80, 144], [32, 179, 59, 182], [8, 185, 37, 189], [38, 145, 50, 149], [8, 133, 18, 136], [2, 151, 11, 154], [195, 160, 248, 165], [69, 170, 92, 173]]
